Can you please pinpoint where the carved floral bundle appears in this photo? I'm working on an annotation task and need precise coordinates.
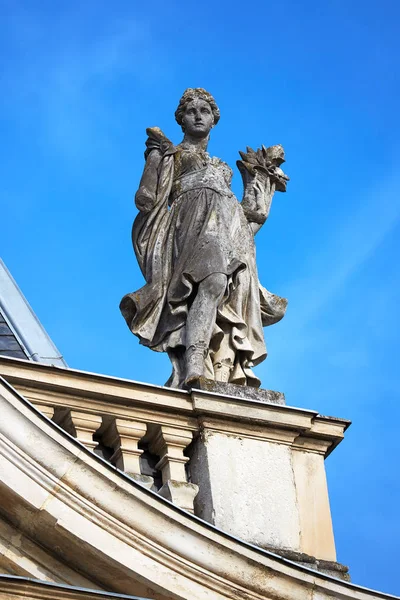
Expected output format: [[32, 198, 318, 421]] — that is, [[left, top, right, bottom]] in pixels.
[[237, 145, 289, 192]]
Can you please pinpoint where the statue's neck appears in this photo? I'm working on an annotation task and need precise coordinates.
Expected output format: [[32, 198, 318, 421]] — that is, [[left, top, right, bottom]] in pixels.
[[181, 134, 209, 152]]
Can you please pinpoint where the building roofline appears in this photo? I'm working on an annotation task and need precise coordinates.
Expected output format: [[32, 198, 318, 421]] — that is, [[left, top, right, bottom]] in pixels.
[[0, 259, 67, 367], [0, 374, 398, 600]]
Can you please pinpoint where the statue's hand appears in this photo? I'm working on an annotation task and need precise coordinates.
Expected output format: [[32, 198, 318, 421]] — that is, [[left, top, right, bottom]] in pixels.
[[248, 176, 275, 226], [241, 175, 276, 235], [238, 144, 287, 233], [254, 176, 276, 213], [145, 127, 173, 159]]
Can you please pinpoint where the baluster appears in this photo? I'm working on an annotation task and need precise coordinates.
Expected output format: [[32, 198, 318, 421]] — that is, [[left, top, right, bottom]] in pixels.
[[149, 425, 198, 513], [102, 418, 153, 489], [55, 409, 101, 451]]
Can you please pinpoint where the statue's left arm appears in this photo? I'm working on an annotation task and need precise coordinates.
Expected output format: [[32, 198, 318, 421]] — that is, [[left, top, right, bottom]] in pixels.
[[242, 175, 276, 235], [237, 145, 289, 235]]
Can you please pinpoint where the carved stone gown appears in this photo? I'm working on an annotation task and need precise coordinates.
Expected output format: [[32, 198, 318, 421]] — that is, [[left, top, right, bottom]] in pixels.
[[120, 132, 286, 388]]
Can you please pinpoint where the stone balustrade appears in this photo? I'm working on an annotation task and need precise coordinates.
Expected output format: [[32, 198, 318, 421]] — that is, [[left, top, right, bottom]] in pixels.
[[49, 405, 199, 512], [52, 407, 200, 510], [2, 358, 200, 513], [0, 356, 350, 577]]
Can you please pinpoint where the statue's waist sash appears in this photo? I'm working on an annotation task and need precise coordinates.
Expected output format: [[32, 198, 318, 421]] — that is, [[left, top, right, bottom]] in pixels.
[[170, 167, 232, 204]]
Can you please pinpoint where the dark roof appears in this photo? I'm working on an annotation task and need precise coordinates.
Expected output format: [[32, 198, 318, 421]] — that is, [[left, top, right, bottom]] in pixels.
[[0, 309, 28, 360], [0, 259, 67, 367]]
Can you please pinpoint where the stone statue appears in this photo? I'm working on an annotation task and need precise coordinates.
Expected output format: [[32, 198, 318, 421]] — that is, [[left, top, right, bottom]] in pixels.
[[120, 88, 289, 389]]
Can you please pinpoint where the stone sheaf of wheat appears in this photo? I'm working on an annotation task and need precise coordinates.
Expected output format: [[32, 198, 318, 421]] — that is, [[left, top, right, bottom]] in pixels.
[[237, 145, 289, 192]]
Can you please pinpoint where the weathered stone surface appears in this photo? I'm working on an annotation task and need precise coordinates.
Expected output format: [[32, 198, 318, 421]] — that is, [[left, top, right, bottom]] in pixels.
[[120, 88, 288, 390], [263, 546, 350, 581], [128, 472, 154, 490], [192, 377, 286, 405], [4, 370, 397, 598], [2, 375, 375, 600], [1, 357, 351, 571], [190, 431, 303, 552], [158, 480, 199, 514], [188, 401, 339, 562]]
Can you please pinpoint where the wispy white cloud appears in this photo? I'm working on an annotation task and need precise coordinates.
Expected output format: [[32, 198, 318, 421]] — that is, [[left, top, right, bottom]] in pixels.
[[1, 4, 170, 158], [285, 167, 400, 332], [259, 166, 400, 393]]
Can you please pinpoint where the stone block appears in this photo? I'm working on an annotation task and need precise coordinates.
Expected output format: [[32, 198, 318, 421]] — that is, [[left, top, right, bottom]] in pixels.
[[191, 431, 301, 550], [158, 480, 199, 514], [194, 377, 286, 405]]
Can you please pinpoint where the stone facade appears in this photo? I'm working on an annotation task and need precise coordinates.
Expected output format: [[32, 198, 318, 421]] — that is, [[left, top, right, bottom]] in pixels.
[[0, 355, 396, 599]]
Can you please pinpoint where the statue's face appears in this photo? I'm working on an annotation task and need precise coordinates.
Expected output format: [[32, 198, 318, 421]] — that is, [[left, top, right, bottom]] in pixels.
[[182, 98, 214, 138]]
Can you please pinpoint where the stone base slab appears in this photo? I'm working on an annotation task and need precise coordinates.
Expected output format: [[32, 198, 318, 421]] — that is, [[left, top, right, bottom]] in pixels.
[[158, 479, 199, 513], [193, 377, 286, 405], [129, 472, 154, 489]]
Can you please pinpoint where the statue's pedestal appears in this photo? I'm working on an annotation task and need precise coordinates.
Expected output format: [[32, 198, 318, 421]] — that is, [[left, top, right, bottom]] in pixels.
[[188, 379, 350, 580], [0, 357, 351, 582]]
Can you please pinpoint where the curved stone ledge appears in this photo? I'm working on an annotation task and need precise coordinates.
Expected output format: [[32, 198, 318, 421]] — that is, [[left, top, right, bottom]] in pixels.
[[0, 575, 149, 600], [0, 375, 396, 600], [0, 356, 352, 554]]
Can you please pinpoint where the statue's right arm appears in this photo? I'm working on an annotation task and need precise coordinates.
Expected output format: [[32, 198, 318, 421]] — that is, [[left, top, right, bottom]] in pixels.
[[134, 127, 173, 213], [134, 148, 163, 213]]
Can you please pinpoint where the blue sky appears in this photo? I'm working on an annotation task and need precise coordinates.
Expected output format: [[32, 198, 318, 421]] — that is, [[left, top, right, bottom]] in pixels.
[[1, 0, 400, 594]]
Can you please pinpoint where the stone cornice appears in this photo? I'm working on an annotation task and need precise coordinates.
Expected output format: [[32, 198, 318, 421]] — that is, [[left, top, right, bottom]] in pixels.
[[0, 357, 350, 457], [0, 372, 393, 600]]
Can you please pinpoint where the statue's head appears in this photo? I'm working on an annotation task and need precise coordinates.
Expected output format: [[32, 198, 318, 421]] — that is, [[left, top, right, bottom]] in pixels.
[[175, 88, 220, 139]]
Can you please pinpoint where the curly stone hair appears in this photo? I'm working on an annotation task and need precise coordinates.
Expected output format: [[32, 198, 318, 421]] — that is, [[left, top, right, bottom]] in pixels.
[[175, 88, 220, 129]]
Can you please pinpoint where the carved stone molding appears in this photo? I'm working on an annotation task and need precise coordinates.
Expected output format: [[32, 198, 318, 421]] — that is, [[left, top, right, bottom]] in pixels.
[[0, 374, 392, 600]]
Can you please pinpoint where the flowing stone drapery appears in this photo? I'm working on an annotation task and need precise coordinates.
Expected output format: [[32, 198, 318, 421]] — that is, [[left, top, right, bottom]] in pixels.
[[120, 126, 287, 388]]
